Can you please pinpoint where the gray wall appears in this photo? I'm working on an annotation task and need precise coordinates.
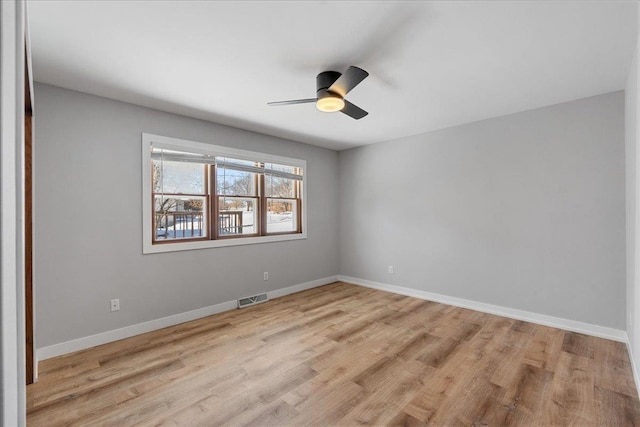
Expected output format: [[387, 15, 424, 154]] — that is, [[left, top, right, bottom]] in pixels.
[[626, 14, 640, 376], [33, 83, 339, 347], [34, 82, 627, 351], [339, 92, 626, 329]]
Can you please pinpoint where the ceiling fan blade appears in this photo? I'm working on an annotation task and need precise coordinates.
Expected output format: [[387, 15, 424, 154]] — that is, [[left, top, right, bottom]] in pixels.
[[341, 100, 368, 120], [267, 98, 316, 106], [328, 66, 369, 97]]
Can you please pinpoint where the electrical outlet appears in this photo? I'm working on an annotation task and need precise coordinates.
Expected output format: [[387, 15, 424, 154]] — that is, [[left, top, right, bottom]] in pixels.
[[110, 298, 120, 312], [263, 272, 269, 281], [388, 266, 394, 274]]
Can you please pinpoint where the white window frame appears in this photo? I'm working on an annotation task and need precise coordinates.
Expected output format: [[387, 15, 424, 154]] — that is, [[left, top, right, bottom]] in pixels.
[[142, 133, 307, 254]]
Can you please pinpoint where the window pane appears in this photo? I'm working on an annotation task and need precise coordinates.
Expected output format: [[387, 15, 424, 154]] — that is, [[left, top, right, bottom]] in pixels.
[[216, 167, 257, 197], [218, 197, 258, 235], [265, 175, 295, 198], [152, 160, 205, 194], [154, 195, 207, 240], [267, 199, 297, 233]]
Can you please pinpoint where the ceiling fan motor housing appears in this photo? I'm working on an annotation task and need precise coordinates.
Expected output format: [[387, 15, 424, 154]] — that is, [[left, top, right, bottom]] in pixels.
[[317, 71, 342, 99]]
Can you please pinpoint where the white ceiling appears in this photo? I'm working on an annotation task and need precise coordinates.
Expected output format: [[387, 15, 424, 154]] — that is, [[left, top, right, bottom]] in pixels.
[[28, 1, 637, 151]]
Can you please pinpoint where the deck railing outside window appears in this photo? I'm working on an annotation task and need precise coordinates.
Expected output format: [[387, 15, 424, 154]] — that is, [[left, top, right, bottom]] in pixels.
[[155, 211, 205, 240], [155, 210, 246, 239]]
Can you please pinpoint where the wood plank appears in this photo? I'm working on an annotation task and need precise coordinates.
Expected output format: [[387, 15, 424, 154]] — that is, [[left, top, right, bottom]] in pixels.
[[416, 337, 464, 368], [592, 338, 638, 398], [522, 324, 565, 371], [427, 374, 508, 425], [500, 363, 554, 424], [562, 331, 595, 359], [541, 351, 597, 425], [229, 399, 299, 426], [287, 380, 364, 426], [594, 385, 640, 426]]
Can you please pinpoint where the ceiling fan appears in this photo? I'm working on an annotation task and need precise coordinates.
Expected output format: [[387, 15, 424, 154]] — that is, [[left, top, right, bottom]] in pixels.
[[267, 66, 369, 120]]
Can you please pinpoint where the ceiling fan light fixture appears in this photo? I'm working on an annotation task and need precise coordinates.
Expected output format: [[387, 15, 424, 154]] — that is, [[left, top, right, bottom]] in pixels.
[[316, 95, 345, 112], [268, 66, 368, 119]]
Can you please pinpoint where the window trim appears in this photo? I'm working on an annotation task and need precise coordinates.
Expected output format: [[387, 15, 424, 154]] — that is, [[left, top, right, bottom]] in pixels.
[[142, 133, 307, 254]]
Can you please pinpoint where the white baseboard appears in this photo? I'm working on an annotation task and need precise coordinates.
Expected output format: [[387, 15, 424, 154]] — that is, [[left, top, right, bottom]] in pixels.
[[626, 338, 640, 399], [36, 275, 339, 362], [268, 275, 338, 299], [338, 275, 627, 343]]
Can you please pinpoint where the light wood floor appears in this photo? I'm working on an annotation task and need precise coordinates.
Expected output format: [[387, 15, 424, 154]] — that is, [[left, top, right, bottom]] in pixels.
[[28, 282, 640, 426]]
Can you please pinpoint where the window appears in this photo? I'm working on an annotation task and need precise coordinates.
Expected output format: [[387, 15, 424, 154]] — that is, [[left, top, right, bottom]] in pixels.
[[142, 134, 306, 253], [265, 163, 301, 234]]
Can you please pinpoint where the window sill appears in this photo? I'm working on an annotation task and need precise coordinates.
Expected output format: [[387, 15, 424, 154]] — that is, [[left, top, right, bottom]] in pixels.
[[143, 232, 307, 254]]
